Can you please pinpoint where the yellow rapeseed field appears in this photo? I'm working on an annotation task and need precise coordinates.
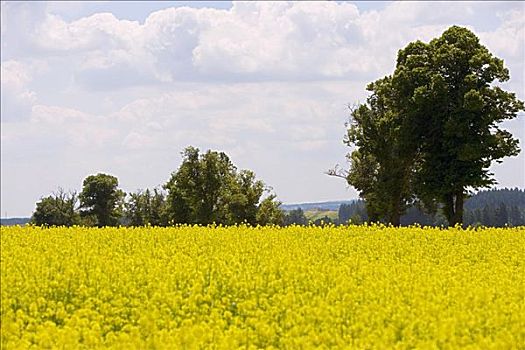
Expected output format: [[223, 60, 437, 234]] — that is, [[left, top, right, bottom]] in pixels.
[[1, 225, 524, 349]]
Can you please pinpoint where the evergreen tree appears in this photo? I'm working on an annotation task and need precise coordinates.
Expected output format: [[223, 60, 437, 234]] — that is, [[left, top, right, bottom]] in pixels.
[[284, 208, 308, 226], [509, 205, 522, 226], [494, 202, 508, 227], [482, 205, 493, 227], [338, 204, 352, 224]]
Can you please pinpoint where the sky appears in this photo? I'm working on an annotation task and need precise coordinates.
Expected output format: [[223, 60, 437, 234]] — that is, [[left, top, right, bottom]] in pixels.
[[1, 1, 524, 217]]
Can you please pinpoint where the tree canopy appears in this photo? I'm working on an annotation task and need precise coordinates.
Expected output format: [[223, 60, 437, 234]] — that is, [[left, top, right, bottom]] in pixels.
[[343, 76, 416, 225], [32, 188, 80, 226], [164, 146, 281, 226], [339, 26, 523, 226], [79, 173, 125, 227], [125, 188, 168, 227]]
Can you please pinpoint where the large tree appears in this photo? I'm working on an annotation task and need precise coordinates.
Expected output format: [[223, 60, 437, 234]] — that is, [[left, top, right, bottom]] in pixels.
[[32, 188, 80, 226], [337, 26, 523, 227], [79, 173, 125, 227], [332, 76, 416, 226], [394, 26, 523, 225], [165, 146, 277, 226], [125, 188, 168, 227], [256, 194, 284, 226]]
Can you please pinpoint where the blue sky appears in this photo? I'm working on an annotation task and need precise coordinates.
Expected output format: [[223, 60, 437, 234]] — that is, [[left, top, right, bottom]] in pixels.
[[1, 1, 524, 217]]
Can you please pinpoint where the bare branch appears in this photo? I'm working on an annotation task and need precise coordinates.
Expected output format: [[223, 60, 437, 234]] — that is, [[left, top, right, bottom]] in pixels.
[[326, 164, 349, 179]]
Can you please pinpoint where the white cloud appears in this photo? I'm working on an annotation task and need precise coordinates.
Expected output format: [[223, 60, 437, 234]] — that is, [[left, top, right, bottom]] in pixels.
[[191, 2, 364, 78], [31, 104, 92, 124], [1, 60, 36, 121], [37, 13, 141, 52], [28, 104, 119, 148], [0, 1, 430, 86], [1, 2, 47, 55], [479, 9, 525, 67], [1, 60, 32, 87], [5, 1, 523, 88], [122, 131, 154, 150], [1, 1, 524, 216]]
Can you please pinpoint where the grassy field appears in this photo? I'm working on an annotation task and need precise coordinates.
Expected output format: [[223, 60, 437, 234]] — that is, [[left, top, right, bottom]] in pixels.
[[1, 225, 524, 349], [303, 209, 338, 222]]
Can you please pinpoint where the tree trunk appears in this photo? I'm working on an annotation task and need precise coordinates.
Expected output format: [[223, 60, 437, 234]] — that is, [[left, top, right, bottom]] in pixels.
[[366, 203, 380, 223], [388, 189, 402, 227], [390, 212, 401, 227], [445, 189, 464, 227], [389, 200, 401, 227], [443, 194, 453, 227], [452, 189, 464, 226]]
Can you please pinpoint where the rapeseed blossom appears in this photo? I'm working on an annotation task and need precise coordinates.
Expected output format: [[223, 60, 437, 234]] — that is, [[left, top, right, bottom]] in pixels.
[[1, 225, 524, 349]]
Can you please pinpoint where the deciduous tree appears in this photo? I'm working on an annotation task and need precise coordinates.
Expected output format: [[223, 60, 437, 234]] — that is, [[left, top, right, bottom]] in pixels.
[[332, 77, 416, 226], [397, 26, 524, 225], [256, 195, 284, 226], [165, 146, 278, 226], [79, 173, 125, 227], [32, 188, 80, 226], [335, 26, 523, 227], [125, 188, 167, 226]]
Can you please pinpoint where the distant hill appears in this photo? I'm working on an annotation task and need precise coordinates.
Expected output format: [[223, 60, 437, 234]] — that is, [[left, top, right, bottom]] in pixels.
[[1, 217, 31, 226], [336, 188, 525, 227], [304, 209, 339, 222], [281, 200, 355, 212], [465, 188, 525, 210]]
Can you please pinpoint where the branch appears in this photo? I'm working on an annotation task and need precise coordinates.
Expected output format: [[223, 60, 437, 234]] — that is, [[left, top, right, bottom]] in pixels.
[[326, 165, 349, 179]]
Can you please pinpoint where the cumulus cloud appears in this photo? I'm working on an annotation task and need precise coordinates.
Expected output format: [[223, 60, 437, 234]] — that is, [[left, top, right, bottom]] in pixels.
[[25, 104, 118, 150], [1, 1, 47, 56], [1, 60, 36, 121], [122, 131, 154, 150], [1, 1, 524, 216], [479, 9, 525, 66], [192, 2, 365, 79], [4, 1, 524, 88], [110, 81, 348, 147]]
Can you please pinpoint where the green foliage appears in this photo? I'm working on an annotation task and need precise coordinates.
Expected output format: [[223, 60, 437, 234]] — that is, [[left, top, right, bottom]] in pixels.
[[125, 188, 168, 227], [283, 208, 308, 226], [165, 146, 278, 226], [463, 188, 525, 227], [347, 188, 525, 227], [256, 195, 284, 226], [344, 76, 415, 226], [338, 201, 368, 224], [312, 215, 335, 226], [79, 173, 125, 227], [342, 26, 523, 226], [223, 170, 266, 225], [31, 188, 80, 226], [396, 26, 523, 225]]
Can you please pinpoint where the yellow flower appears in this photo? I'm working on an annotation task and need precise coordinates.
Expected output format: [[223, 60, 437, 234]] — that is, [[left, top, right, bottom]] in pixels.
[[1, 225, 523, 348]]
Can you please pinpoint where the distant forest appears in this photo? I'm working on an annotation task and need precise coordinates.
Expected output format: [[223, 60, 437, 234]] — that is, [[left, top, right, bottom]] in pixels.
[[332, 188, 525, 227], [281, 188, 525, 227]]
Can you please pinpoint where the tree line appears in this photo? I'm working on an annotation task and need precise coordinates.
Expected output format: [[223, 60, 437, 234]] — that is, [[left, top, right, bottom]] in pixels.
[[32, 147, 283, 227], [334, 188, 525, 227], [32, 174, 525, 228], [330, 26, 524, 226]]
